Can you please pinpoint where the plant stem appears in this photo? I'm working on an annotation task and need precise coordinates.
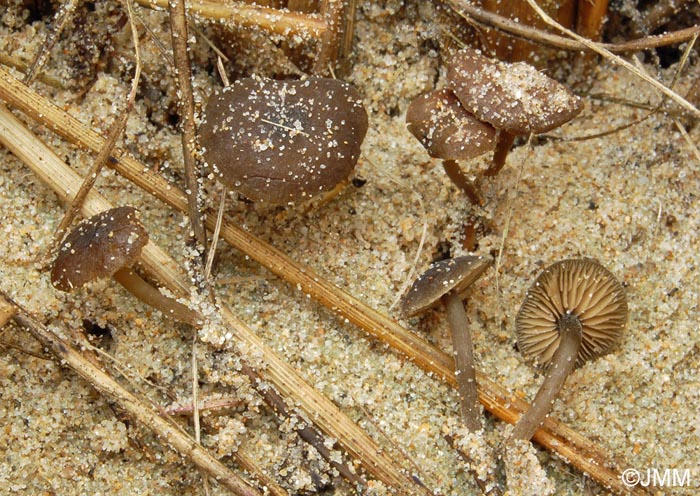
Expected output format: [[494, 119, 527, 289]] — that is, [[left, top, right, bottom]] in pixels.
[[510, 313, 583, 441], [443, 291, 480, 432]]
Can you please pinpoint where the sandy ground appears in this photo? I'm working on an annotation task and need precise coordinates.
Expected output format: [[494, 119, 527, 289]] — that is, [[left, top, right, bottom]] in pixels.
[[1, 1, 699, 495]]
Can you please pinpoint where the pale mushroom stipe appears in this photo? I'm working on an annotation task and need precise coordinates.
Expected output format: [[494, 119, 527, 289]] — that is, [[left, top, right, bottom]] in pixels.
[[401, 255, 493, 431], [198, 77, 368, 204], [51, 207, 201, 327], [510, 259, 628, 441]]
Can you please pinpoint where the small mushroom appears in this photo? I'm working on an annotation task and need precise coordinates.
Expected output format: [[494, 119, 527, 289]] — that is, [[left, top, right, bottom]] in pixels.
[[406, 88, 496, 204], [198, 76, 368, 204], [510, 259, 628, 441], [447, 48, 583, 176], [51, 207, 200, 327], [401, 255, 492, 431]]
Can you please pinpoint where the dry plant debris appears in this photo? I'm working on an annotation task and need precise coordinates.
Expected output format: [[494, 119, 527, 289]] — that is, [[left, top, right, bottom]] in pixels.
[[1, 1, 699, 495]]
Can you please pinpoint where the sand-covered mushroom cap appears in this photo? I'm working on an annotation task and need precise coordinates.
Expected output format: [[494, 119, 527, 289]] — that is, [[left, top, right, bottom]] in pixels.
[[406, 88, 496, 161], [401, 255, 492, 317], [447, 48, 583, 135], [516, 258, 628, 368], [51, 207, 149, 291], [199, 77, 368, 204]]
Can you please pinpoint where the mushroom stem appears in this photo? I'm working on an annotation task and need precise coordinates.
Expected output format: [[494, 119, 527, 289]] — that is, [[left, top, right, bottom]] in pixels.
[[113, 268, 201, 327], [442, 160, 484, 205], [485, 131, 516, 177], [443, 290, 481, 431], [510, 313, 583, 441]]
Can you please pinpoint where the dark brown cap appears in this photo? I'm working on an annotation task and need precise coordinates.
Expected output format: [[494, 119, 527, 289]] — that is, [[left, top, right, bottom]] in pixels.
[[447, 48, 583, 135], [515, 258, 628, 368], [406, 88, 497, 161], [401, 255, 493, 317], [51, 207, 149, 291], [199, 77, 368, 204]]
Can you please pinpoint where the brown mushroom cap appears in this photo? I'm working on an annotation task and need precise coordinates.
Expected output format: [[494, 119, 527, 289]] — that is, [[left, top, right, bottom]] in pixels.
[[401, 255, 493, 317], [515, 258, 628, 368], [51, 207, 149, 291], [447, 48, 583, 135], [406, 88, 496, 161], [199, 77, 368, 204]]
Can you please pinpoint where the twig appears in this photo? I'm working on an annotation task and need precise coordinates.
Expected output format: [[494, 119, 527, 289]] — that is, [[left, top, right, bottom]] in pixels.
[[237, 361, 368, 489], [204, 185, 226, 280], [166, 6, 209, 478], [0, 68, 648, 495], [0, 53, 64, 88], [166, 394, 243, 415], [312, 0, 344, 75], [23, 0, 81, 85], [675, 119, 700, 167], [0, 290, 262, 496], [0, 98, 427, 493], [134, 0, 326, 39], [0, 338, 51, 360], [0, 295, 16, 328], [46, 0, 143, 259], [521, 0, 700, 119], [447, 0, 700, 54], [168, 0, 207, 258]]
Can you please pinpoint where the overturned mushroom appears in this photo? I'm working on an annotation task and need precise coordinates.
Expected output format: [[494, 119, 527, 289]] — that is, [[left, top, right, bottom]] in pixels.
[[402, 255, 492, 430], [51, 207, 200, 327], [511, 259, 627, 441], [198, 77, 368, 204], [406, 88, 496, 204], [447, 48, 583, 176]]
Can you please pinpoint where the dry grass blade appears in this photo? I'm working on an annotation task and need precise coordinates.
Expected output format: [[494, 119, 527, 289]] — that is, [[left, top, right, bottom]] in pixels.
[[0, 65, 649, 494], [0, 291, 262, 496], [0, 95, 427, 493], [134, 0, 326, 38], [0, 53, 64, 88], [522, 0, 700, 119], [47, 0, 144, 259], [168, 0, 208, 255], [312, 0, 344, 75], [0, 295, 17, 328], [447, 0, 700, 54], [23, 0, 80, 85]]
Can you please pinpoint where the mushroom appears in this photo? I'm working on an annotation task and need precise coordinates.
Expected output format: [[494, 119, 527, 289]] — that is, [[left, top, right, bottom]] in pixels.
[[401, 255, 492, 430], [198, 76, 368, 204], [51, 207, 200, 327], [406, 88, 497, 204], [447, 48, 583, 176], [510, 259, 628, 441]]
